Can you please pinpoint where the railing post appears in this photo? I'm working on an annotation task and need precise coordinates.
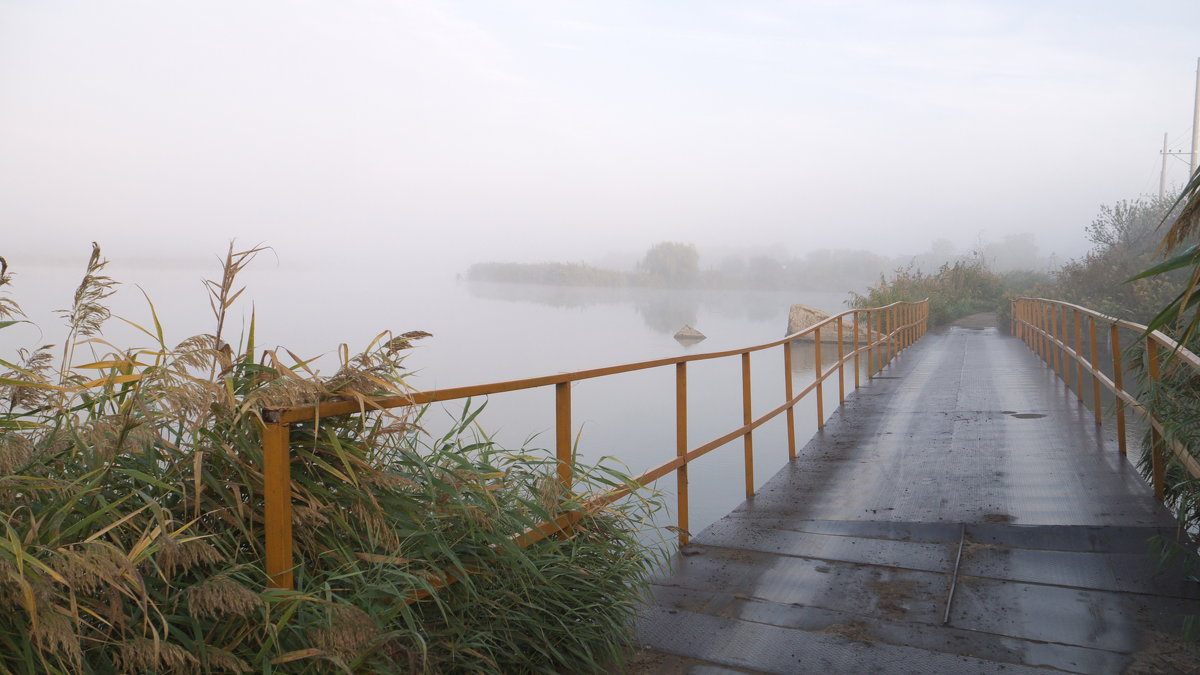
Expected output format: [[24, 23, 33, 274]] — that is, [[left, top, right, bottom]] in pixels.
[[1089, 316, 1102, 426], [852, 311, 861, 390], [675, 363, 689, 545], [1073, 308, 1084, 402], [888, 306, 896, 364], [837, 318, 845, 405], [784, 341, 796, 460], [1037, 303, 1047, 362], [867, 311, 875, 377], [1146, 339, 1166, 500], [814, 327, 824, 429], [1052, 305, 1063, 380], [741, 352, 754, 498], [1110, 324, 1127, 455], [1061, 306, 1072, 391], [556, 382, 573, 487], [263, 421, 294, 590]]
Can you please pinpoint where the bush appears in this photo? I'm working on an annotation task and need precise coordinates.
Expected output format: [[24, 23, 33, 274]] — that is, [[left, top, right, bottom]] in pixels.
[[848, 257, 1012, 326], [0, 245, 663, 673]]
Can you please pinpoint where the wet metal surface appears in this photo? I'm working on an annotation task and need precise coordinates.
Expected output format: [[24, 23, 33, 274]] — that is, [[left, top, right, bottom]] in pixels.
[[636, 325, 1200, 673]]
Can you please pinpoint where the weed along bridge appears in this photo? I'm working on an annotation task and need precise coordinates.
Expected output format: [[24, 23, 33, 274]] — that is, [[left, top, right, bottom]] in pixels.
[[257, 299, 1200, 673]]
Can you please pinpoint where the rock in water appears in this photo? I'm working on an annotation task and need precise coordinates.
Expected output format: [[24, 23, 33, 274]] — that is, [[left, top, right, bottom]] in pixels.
[[786, 304, 877, 343], [674, 324, 706, 342], [786, 304, 830, 336]]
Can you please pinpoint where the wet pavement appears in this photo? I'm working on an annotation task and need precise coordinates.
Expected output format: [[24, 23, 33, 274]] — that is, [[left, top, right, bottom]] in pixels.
[[635, 324, 1200, 674]]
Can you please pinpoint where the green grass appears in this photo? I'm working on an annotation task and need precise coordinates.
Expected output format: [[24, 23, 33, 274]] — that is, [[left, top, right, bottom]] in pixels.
[[0, 244, 664, 673]]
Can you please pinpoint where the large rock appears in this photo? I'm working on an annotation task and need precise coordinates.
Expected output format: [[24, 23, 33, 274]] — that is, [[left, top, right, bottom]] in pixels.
[[786, 304, 877, 343], [674, 324, 706, 342]]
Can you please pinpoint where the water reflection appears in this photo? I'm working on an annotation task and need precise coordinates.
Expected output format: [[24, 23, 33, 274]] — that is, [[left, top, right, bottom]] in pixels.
[[466, 281, 849, 337], [636, 295, 698, 335], [787, 339, 869, 372]]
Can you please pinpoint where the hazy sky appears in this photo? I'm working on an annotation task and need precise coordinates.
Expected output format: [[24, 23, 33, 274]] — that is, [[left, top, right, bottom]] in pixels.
[[2, 1, 1199, 274]]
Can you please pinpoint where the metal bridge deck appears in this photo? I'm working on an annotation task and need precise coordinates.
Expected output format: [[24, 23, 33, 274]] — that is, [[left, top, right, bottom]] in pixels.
[[634, 322, 1199, 674]]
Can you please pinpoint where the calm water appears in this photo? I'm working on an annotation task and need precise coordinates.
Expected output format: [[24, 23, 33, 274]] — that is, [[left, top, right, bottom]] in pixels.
[[4, 262, 866, 538]]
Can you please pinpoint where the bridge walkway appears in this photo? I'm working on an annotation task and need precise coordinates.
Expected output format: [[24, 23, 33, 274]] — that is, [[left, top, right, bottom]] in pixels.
[[635, 321, 1200, 674]]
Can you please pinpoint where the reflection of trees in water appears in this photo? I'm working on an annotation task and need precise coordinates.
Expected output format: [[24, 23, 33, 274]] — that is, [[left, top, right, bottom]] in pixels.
[[465, 282, 841, 336], [466, 281, 628, 309], [633, 294, 699, 335]]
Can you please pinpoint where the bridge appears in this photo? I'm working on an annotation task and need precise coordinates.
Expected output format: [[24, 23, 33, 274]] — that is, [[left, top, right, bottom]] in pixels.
[[257, 298, 1200, 673], [633, 303, 1200, 674]]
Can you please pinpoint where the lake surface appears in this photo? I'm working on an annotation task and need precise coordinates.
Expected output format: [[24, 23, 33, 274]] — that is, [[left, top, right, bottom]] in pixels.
[[4, 262, 866, 539]]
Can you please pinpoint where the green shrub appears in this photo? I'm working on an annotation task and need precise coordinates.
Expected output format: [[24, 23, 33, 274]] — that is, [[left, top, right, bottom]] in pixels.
[[848, 257, 1011, 326]]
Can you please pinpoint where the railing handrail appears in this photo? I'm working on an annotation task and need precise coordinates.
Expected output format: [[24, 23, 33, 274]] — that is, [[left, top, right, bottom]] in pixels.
[[263, 299, 925, 424], [1013, 296, 1200, 371], [260, 298, 931, 589], [1010, 297, 1200, 508]]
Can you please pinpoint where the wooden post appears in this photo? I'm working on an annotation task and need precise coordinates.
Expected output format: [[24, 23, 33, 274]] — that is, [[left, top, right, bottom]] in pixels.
[[556, 382, 573, 487], [263, 421, 294, 590], [741, 352, 754, 497], [1146, 339, 1166, 500], [1110, 324, 1127, 455], [675, 363, 690, 545]]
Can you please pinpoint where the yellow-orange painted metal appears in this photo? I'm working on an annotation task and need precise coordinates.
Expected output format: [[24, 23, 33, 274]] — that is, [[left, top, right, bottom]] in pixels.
[[867, 312, 875, 376], [1052, 305, 1062, 379], [676, 362, 689, 545], [556, 381, 573, 486], [1073, 309, 1084, 402], [852, 312, 861, 390], [1146, 340, 1165, 501], [741, 352, 754, 498], [837, 320, 845, 405], [1110, 324, 1127, 456], [262, 422, 294, 590], [1088, 316, 1102, 426], [783, 342, 796, 460], [814, 328, 824, 429], [258, 299, 931, 591], [1012, 297, 1200, 491]]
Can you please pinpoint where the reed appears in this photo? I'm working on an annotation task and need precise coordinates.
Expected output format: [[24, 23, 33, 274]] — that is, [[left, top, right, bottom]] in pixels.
[[0, 244, 663, 673]]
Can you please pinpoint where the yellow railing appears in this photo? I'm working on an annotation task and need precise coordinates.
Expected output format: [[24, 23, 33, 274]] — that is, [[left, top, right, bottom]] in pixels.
[[260, 299, 930, 589], [1011, 298, 1200, 500]]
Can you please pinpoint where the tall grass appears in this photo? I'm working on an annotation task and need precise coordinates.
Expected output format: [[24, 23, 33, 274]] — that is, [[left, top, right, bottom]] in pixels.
[[848, 258, 1013, 326], [0, 245, 663, 673]]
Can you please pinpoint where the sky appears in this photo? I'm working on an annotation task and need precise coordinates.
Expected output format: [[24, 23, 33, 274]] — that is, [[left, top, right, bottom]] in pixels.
[[2, 0, 1199, 276]]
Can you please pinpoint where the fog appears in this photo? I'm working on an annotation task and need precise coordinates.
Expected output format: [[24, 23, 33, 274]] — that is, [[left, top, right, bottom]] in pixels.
[[2, 1, 1198, 278]]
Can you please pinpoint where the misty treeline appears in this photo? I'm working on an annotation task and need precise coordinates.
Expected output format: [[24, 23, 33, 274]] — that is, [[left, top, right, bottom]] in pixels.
[[468, 235, 1054, 293], [858, 193, 1192, 327]]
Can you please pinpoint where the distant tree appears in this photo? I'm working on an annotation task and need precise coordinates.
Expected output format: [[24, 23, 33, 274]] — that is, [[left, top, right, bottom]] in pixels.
[[638, 242, 699, 286], [1054, 195, 1185, 322]]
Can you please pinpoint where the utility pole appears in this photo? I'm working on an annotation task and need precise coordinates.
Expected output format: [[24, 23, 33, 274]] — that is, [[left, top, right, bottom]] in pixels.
[[1161, 132, 1169, 199], [1192, 56, 1200, 179]]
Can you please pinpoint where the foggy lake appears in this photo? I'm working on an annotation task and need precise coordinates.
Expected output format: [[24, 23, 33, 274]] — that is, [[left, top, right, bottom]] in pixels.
[[5, 261, 868, 538]]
